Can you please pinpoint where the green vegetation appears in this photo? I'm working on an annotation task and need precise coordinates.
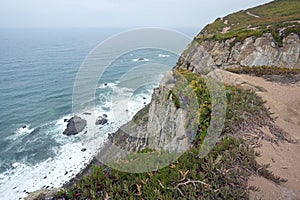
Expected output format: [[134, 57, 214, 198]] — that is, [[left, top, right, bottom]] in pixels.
[[133, 104, 150, 125], [51, 70, 286, 200], [227, 66, 300, 76], [176, 69, 212, 144], [168, 90, 181, 109], [55, 136, 285, 200], [227, 66, 300, 83], [196, 0, 300, 44]]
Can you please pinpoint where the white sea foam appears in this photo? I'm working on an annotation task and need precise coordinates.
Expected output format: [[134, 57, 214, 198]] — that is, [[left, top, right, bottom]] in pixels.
[[16, 125, 35, 135], [6, 125, 35, 141], [158, 54, 170, 58], [0, 116, 112, 200], [98, 82, 118, 89]]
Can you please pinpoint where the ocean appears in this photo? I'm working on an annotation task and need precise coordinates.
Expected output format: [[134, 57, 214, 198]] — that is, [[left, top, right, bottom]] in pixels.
[[0, 27, 196, 199]]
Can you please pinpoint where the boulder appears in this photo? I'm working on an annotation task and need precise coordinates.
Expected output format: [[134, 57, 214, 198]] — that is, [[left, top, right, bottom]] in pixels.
[[95, 116, 108, 125], [63, 116, 87, 136]]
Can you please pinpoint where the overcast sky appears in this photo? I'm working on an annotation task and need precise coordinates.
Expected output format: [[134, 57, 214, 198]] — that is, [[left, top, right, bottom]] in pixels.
[[0, 0, 272, 28]]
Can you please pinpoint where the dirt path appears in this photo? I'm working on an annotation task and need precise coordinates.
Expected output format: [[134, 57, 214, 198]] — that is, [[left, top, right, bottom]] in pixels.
[[239, 75, 300, 200], [246, 11, 260, 18]]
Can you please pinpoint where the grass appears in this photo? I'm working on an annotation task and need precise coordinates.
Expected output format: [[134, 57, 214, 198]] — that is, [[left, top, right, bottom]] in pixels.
[[54, 137, 285, 200], [168, 90, 181, 109], [195, 0, 300, 44], [227, 66, 300, 83], [132, 104, 150, 125], [48, 70, 287, 200], [227, 66, 300, 76]]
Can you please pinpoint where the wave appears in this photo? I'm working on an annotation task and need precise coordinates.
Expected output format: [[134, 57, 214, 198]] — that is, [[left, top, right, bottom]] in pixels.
[[6, 125, 35, 141], [158, 54, 170, 58], [98, 82, 118, 89]]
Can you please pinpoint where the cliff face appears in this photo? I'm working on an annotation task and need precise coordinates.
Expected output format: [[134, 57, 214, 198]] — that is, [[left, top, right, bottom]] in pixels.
[[177, 33, 300, 73], [110, 71, 197, 154]]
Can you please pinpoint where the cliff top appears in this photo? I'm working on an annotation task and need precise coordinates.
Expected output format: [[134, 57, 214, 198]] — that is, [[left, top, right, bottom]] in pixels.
[[197, 0, 300, 43]]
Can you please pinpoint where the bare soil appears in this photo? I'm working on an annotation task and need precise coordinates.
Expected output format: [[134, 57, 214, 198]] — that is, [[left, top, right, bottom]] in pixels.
[[240, 75, 300, 200]]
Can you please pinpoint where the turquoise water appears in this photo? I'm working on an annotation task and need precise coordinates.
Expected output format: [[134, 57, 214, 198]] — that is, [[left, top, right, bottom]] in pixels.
[[0, 28, 195, 199]]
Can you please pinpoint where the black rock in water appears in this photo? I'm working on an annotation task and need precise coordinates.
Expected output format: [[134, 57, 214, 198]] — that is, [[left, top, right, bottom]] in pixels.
[[81, 148, 87, 152], [63, 116, 87, 136], [64, 119, 68, 122], [95, 116, 108, 125]]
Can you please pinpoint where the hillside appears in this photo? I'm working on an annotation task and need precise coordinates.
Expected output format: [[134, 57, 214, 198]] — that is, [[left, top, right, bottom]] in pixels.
[[198, 0, 300, 43], [25, 0, 300, 199]]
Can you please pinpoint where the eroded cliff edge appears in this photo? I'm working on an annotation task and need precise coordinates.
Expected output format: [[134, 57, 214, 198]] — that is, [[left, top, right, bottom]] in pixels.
[[177, 32, 299, 73]]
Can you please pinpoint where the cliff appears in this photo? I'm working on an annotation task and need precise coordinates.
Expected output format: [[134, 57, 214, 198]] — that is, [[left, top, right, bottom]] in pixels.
[[177, 32, 299, 72], [177, 0, 300, 72], [108, 0, 300, 154]]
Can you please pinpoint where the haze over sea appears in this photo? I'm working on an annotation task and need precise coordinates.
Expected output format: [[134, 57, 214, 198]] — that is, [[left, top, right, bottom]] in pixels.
[[0, 27, 197, 199]]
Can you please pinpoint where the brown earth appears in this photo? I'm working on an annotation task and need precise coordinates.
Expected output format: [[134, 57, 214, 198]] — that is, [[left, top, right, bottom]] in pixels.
[[239, 75, 300, 200]]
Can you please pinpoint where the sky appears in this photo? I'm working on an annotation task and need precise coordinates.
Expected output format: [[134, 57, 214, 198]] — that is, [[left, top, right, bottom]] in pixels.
[[0, 0, 272, 29]]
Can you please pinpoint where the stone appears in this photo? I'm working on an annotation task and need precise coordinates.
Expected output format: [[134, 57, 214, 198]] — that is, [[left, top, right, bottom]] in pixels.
[[207, 69, 246, 86], [63, 116, 87, 136], [177, 33, 300, 71], [95, 116, 108, 125], [24, 189, 61, 200]]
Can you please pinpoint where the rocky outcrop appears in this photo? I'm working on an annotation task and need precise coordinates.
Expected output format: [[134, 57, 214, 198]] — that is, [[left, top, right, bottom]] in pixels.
[[24, 189, 60, 200], [95, 115, 108, 125], [104, 71, 198, 154], [177, 33, 300, 73], [63, 116, 87, 136]]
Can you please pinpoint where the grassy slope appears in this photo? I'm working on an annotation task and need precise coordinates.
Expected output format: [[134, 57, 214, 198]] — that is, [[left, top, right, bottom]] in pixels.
[[197, 0, 300, 43]]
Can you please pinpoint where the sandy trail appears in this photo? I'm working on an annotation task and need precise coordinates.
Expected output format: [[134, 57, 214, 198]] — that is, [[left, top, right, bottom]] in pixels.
[[239, 75, 300, 200]]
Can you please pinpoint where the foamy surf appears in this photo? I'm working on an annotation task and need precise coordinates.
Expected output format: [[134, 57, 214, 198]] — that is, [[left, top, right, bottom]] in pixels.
[[16, 125, 35, 136], [0, 116, 112, 200], [98, 82, 118, 89], [0, 82, 157, 200], [158, 54, 170, 57], [5, 125, 35, 141]]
